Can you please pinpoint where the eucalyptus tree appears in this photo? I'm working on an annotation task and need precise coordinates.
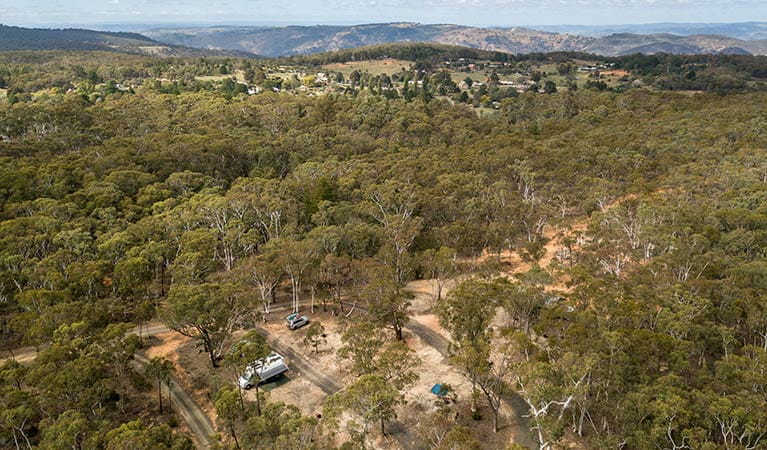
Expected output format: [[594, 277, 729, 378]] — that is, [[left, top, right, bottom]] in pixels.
[[144, 357, 174, 414], [225, 330, 271, 415], [438, 279, 498, 413], [162, 283, 255, 368], [323, 374, 403, 443]]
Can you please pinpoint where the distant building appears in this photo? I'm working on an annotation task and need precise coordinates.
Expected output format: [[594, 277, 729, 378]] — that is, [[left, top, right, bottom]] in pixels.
[[459, 80, 484, 90]]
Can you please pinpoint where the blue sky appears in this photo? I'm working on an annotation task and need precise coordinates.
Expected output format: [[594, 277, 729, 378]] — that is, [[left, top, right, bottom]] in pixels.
[[3, 0, 766, 28]]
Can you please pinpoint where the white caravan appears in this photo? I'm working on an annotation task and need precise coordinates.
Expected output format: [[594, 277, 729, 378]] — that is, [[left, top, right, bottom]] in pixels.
[[239, 353, 289, 389]]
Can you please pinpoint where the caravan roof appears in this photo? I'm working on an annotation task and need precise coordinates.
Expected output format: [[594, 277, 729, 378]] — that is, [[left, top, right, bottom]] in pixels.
[[241, 353, 286, 380]]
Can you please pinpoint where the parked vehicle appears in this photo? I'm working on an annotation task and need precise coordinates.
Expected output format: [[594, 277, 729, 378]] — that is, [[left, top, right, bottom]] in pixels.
[[239, 353, 289, 389], [286, 313, 309, 330]]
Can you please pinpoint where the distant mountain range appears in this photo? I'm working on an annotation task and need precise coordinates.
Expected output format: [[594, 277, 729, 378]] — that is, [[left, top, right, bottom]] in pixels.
[[3, 22, 767, 59], [534, 22, 767, 40], [143, 22, 767, 57], [0, 24, 255, 57]]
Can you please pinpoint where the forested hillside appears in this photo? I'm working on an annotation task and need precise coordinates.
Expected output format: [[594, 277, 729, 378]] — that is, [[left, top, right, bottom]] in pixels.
[[1, 51, 767, 449], [281, 42, 515, 65], [0, 25, 257, 58]]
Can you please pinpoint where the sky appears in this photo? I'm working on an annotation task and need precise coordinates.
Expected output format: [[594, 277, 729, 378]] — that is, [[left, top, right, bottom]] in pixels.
[[2, 0, 766, 28]]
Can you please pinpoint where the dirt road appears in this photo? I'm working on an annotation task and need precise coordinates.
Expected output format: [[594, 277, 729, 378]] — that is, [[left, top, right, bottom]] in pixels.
[[257, 304, 536, 449], [0, 346, 37, 364], [0, 322, 174, 364], [404, 320, 537, 449], [3, 300, 536, 449], [260, 330, 342, 395], [2, 324, 216, 449], [259, 326, 416, 449], [132, 353, 216, 447], [2, 318, 414, 449]]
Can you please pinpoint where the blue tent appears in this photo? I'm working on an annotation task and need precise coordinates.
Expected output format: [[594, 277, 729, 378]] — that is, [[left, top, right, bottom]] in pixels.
[[430, 383, 449, 397]]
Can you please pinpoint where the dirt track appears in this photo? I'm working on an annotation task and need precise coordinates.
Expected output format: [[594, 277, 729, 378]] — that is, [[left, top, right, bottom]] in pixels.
[[404, 318, 537, 449], [3, 300, 538, 449], [258, 325, 417, 449], [132, 353, 217, 447], [1, 324, 217, 449], [1, 313, 420, 449]]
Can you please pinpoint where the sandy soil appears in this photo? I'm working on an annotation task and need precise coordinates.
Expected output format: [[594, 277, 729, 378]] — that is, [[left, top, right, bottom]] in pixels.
[[400, 326, 471, 410], [249, 311, 491, 448], [401, 217, 591, 318], [601, 69, 631, 77], [262, 311, 346, 381], [479, 219, 587, 275], [398, 325, 522, 448], [146, 330, 229, 422], [145, 331, 190, 363], [404, 279, 437, 313], [169, 336, 223, 423], [0, 346, 38, 364], [398, 192, 658, 448], [404, 278, 462, 314], [262, 310, 472, 411], [246, 373, 327, 416], [253, 312, 414, 448], [410, 313, 452, 342], [255, 311, 347, 415], [144, 194, 650, 448]]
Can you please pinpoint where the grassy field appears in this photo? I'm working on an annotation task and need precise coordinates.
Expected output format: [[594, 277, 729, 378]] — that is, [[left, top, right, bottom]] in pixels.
[[195, 69, 246, 82], [475, 106, 500, 117], [0, 88, 6, 99], [267, 71, 302, 81], [323, 58, 411, 77], [450, 71, 477, 84], [537, 61, 630, 89]]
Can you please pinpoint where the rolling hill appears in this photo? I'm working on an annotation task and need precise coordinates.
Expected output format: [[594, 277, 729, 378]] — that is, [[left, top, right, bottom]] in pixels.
[[0, 24, 257, 57], [142, 23, 591, 57], [4, 23, 766, 59], [582, 32, 767, 56], [144, 22, 767, 57], [143, 23, 461, 56], [537, 22, 767, 40]]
